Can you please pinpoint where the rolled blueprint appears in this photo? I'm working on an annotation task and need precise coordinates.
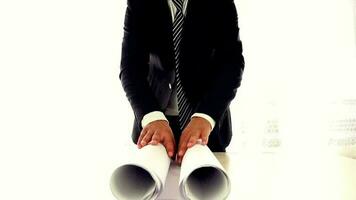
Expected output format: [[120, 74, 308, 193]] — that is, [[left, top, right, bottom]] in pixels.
[[110, 144, 171, 200]]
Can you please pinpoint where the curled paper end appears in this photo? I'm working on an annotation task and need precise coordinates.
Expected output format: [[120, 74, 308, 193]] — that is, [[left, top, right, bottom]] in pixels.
[[110, 164, 157, 200], [183, 166, 230, 200], [179, 144, 231, 200], [110, 144, 170, 200]]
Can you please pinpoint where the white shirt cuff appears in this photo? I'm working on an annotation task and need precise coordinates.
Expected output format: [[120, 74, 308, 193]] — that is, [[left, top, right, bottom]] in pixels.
[[141, 111, 168, 128], [191, 113, 216, 130]]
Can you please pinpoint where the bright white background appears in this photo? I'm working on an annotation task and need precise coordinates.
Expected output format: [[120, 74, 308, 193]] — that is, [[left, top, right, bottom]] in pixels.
[[0, 0, 355, 199]]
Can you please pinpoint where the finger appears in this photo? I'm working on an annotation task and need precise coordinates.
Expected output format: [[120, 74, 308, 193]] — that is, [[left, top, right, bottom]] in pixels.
[[178, 148, 185, 163], [170, 131, 176, 148], [176, 129, 188, 161], [163, 136, 175, 157], [149, 132, 161, 145], [178, 133, 189, 157], [141, 130, 154, 146], [137, 128, 148, 148], [187, 134, 199, 148], [178, 133, 199, 163], [201, 132, 209, 145], [177, 133, 190, 163]]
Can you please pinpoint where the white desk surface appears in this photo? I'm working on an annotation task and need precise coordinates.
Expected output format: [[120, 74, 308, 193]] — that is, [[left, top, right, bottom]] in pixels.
[[158, 152, 356, 200]]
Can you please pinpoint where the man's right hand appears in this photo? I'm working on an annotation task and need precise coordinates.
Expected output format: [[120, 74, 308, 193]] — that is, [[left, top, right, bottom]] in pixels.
[[137, 120, 176, 158]]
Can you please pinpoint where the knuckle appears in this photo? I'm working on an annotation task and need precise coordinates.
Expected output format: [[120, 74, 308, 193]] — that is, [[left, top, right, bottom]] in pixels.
[[143, 134, 151, 140], [153, 132, 161, 138], [194, 130, 202, 136]]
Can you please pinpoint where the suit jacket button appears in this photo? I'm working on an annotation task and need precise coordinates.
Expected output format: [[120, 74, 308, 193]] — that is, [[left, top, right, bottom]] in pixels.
[[168, 83, 172, 89]]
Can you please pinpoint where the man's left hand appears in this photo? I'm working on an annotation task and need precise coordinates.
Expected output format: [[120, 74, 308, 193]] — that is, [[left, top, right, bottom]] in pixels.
[[176, 117, 212, 163]]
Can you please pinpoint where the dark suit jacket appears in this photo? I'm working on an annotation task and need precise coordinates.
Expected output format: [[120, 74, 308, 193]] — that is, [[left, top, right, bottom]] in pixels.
[[119, 0, 245, 151]]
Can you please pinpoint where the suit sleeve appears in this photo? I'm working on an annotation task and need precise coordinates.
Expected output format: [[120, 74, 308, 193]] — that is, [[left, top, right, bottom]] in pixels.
[[195, 0, 245, 124], [119, 0, 161, 125]]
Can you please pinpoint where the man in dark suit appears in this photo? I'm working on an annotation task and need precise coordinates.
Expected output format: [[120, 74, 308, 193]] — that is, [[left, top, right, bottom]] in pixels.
[[120, 0, 244, 163]]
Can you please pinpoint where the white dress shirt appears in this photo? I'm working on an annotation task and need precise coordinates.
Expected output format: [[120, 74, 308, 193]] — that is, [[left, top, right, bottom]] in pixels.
[[141, 0, 215, 130]]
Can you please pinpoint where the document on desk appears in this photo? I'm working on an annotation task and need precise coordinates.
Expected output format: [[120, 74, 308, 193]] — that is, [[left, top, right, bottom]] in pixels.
[[110, 143, 230, 200]]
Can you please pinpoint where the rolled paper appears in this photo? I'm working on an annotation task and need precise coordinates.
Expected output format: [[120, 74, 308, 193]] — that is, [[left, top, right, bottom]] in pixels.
[[110, 143, 230, 200], [179, 144, 231, 200], [110, 144, 171, 200]]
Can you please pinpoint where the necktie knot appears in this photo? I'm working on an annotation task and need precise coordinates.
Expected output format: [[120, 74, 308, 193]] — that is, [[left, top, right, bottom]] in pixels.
[[172, 0, 184, 11]]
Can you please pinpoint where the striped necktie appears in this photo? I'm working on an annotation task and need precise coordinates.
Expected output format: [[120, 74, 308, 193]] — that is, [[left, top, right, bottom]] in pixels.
[[172, 0, 193, 130]]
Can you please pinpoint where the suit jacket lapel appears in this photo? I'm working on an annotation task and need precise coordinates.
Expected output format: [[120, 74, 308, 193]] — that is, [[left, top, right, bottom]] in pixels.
[[157, 0, 175, 70]]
